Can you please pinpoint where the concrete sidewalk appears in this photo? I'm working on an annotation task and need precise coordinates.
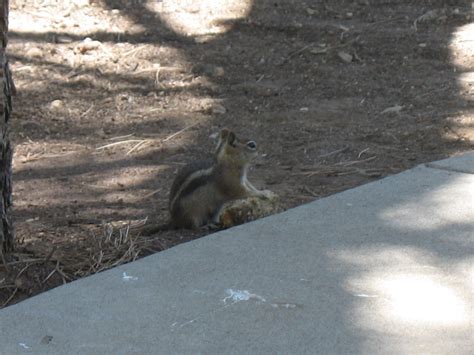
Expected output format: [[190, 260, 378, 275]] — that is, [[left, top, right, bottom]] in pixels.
[[0, 153, 473, 354]]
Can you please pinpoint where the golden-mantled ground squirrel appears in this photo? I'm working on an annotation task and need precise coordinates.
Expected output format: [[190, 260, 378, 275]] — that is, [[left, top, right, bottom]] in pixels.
[[140, 128, 273, 234], [169, 128, 272, 229]]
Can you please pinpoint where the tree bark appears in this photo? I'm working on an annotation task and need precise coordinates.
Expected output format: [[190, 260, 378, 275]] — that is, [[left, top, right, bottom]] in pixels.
[[0, 0, 14, 255]]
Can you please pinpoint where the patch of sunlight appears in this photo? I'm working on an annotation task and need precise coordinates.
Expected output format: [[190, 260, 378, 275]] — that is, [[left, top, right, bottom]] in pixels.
[[333, 246, 471, 330], [450, 22, 474, 71], [448, 22, 474, 144], [379, 275, 468, 325], [10, 1, 141, 36], [379, 174, 474, 231], [150, 0, 252, 38]]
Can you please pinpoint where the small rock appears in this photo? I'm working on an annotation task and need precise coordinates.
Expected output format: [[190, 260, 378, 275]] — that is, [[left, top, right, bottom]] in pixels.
[[194, 35, 215, 44], [55, 35, 73, 44], [96, 128, 106, 138], [50, 100, 64, 110], [337, 51, 353, 63], [76, 38, 102, 54], [14, 278, 25, 289], [211, 104, 227, 115], [200, 99, 227, 115], [213, 66, 225, 77], [26, 47, 43, 58], [40, 336, 53, 345], [310, 47, 327, 55], [338, 24, 350, 32], [381, 105, 403, 114]]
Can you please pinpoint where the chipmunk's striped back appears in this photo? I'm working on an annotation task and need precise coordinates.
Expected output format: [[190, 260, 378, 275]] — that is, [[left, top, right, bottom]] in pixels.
[[169, 161, 213, 222]]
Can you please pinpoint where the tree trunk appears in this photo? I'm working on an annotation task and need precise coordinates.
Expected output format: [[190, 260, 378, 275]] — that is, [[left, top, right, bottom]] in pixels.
[[0, 0, 14, 255]]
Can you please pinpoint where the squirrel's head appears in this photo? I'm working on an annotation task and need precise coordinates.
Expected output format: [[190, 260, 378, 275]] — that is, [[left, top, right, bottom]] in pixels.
[[215, 128, 258, 165]]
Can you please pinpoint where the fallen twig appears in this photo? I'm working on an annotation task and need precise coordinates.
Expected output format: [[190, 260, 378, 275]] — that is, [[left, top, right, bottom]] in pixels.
[[141, 189, 162, 200], [0, 258, 45, 267], [122, 45, 148, 58], [96, 139, 145, 150], [43, 247, 56, 265], [126, 139, 151, 155], [163, 122, 199, 142], [336, 156, 376, 166], [0, 248, 9, 272], [357, 148, 370, 158], [318, 146, 350, 158], [1, 287, 18, 308], [80, 104, 95, 118], [42, 267, 57, 284], [109, 134, 135, 141]]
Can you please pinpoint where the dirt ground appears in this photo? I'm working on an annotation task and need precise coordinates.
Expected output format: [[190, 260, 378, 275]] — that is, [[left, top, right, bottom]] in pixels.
[[1, 0, 473, 307]]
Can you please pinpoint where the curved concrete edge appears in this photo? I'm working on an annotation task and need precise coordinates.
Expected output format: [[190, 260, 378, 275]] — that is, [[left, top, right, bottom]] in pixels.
[[0, 153, 473, 354], [425, 150, 474, 174]]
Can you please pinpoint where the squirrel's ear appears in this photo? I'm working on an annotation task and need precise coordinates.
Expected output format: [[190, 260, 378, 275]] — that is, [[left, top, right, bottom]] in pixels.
[[220, 128, 235, 145], [227, 132, 236, 145], [220, 128, 230, 140]]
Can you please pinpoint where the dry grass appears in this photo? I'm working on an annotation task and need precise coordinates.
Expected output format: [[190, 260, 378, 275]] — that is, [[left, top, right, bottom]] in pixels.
[[96, 122, 201, 155], [1, 220, 165, 307], [293, 156, 383, 178], [62, 220, 163, 278]]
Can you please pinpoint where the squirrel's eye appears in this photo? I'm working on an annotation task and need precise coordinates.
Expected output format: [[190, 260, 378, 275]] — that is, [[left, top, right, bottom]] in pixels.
[[246, 141, 257, 150]]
